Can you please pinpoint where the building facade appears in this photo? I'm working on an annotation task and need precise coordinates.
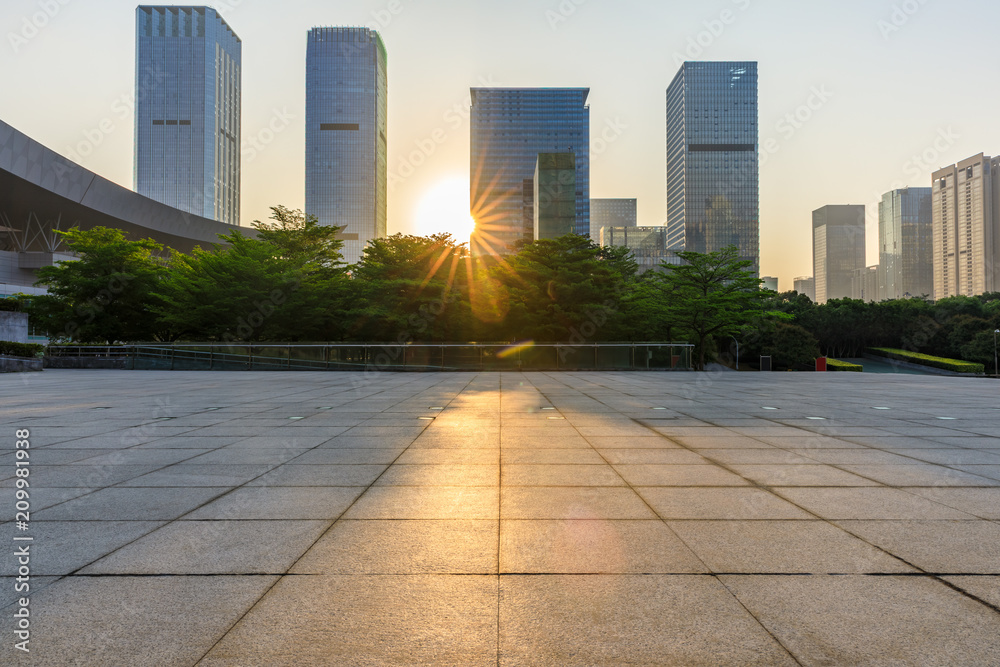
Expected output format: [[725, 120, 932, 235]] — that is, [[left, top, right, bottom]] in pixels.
[[135, 6, 241, 226], [666, 61, 759, 272], [793, 276, 815, 302], [306, 27, 388, 266], [931, 154, 999, 299], [470, 88, 590, 253], [879, 187, 933, 300], [761, 276, 778, 292], [599, 226, 684, 274], [813, 205, 866, 304], [534, 153, 576, 240], [590, 198, 637, 243], [851, 265, 880, 302]]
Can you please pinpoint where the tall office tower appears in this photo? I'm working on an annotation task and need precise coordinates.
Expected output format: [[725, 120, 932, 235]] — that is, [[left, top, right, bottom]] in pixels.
[[534, 153, 576, 240], [852, 266, 880, 302], [813, 205, 866, 304], [666, 62, 759, 272], [794, 276, 815, 301], [879, 187, 933, 300], [470, 88, 590, 254], [931, 154, 1000, 299], [135, 6, 241, 225], [306, 27, 387, 265], [590, 198, 637, 243]]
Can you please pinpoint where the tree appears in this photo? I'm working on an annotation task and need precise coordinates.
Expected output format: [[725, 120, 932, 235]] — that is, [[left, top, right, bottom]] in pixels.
[[651, 245, 764, 370], [762, 323, 821, 369], [27, 227, 166, 343]]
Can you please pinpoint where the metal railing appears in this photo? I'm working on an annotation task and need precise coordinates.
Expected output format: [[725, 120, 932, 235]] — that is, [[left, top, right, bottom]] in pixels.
[[47, 342, 694, 372]]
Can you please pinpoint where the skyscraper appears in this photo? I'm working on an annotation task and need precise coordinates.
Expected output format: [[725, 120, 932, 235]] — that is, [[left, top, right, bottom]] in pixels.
[[794, 276, 815, 302], [879, 187, 933, 300], [931, 154, 999, 299], [306, 27, 387, 266], [666, 61, 759, 272], [470, 88, 590, 254], [813, 205, 866, 304], [590, 198, 637, 243], [135, 6, 241, 225], [534, 153, 576, 240]]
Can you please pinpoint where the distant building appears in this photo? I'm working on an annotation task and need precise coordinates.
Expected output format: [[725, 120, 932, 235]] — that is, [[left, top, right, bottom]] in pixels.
[[931, 154, 1000, 299], [813, 205, 866, 304], [306, 27, 388, 265], [852, 265, 880, 302], [794, 276, 815, 301], [534, 153, 577, 240], [761, 276, 778, 292], [470, 88, 590, 253], [135, 6, 241, 225], [666, 61, 759, 273], [590, 199, 637, 243], [600, 226, 684, 274], [879, 187, 933, 300]]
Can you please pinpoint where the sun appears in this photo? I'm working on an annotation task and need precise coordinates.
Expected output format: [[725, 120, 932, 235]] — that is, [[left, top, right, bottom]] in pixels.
[[414, 176, 476, 242]]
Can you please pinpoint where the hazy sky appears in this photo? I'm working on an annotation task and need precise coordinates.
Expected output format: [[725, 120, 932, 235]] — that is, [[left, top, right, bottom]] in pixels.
[[2, 0, 998, 288]]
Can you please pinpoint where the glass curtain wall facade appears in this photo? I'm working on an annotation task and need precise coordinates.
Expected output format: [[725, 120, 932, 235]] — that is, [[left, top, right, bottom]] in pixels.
[[306, 27, 388, 266], [135, 6, 241, 226], [666, 62, 759, 272], [813, 205, 866, 304], [590, 198, 637, 243], [470, 88, 590, 254], [534, 153, 577, 240], [600, 226, 684, 274], [879, 187, 932, 300]]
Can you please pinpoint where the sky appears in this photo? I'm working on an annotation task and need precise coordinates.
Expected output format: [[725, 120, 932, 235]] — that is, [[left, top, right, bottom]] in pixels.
[[2, 0, 998, 289]]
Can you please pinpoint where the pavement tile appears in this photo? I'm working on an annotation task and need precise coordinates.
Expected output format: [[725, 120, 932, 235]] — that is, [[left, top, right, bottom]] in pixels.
[[638, 488, 812, 520], [501, 487, 656, 519], [185, 487, 365, 520], [344, 486, 499, 519], [774, 488, 976, 520], [835, 520, 1000, 573]]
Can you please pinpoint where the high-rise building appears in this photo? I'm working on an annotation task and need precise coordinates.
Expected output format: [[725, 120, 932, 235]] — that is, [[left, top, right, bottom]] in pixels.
[[852, 265, 880, 302], [813, 205, 866, 304], [306, 27, 387, 265], [794, 276, 815, 301], [878, 187, 933, 300], [135, 6, 241, 225], [590, 199, 637, 243], [931, 154, 1000, 299], [666, 61, 759, 272], [470, 88, 590, 254], [761, 276, 778, 292], [600, 226, 684, 274], [534, 153, 576, 240]]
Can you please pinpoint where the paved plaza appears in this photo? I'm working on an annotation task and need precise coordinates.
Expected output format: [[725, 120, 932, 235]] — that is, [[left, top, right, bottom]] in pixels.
[[2, 369, 1000, 665]]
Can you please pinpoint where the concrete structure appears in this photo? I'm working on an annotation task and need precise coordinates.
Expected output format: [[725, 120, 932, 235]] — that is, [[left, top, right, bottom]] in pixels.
[[306, 27, 388, 265], [590, 198, 637, 243], [931, 154, 1000, 299], [533, 153, 577, 240], [0, 311, 28, 343], [794, 276, 815, 301], [666, 62, 759, 273], [851, 265, 880, 302], [135, 6, 241, 226], [600, 226, 685, 274], [470, 88, 590, 254], [813, 205, 866, 304], [880, 187, 933, 300], [0, 119, 241, 295], [761, 276, 778, 292], [6, 370, 1000, 664]]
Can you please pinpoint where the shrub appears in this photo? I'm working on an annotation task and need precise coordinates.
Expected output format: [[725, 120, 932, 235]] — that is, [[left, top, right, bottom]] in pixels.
[[0, 298, 23, 312], [827, 358, 863, 372], [0, 341, 45, 358], [868, 347, 985, 375]]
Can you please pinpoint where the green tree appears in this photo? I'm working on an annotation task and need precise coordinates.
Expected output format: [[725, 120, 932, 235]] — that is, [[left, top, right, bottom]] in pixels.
[[28, 227, 166, 343], [762, 323, 821, 369], [651, 245, 763, 370]]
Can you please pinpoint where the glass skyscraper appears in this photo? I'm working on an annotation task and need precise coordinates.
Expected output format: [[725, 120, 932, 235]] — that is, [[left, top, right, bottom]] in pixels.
[[135, 6, 241, 226], [470, 88, 590, 254], [813, 205, 866, 304], [590, 198, 637, 243], [305, 27, 388, 266], [666, 62, 759, 272], [879, 187, 933, 300]]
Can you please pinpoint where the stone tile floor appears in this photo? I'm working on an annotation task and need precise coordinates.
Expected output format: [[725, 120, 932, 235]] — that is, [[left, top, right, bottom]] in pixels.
[[1, 369, 999, 665]]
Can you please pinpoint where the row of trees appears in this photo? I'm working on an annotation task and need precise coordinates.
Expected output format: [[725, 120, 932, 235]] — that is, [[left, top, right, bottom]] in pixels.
[[16, 205, 1000, 371]]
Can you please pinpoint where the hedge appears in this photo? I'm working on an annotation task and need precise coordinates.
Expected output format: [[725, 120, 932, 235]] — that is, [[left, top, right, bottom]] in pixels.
[[868, 347, 985, 375], [0, 299, 22, 312], [828, 359, 863, 372], [0, 341, 45, 358]]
